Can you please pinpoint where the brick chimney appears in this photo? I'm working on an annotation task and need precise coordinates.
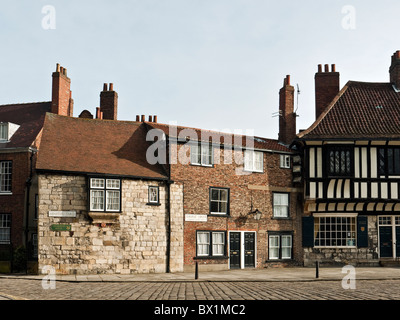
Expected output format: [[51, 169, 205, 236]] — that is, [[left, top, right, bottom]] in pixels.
[[51, 63, 73, 116], [100, 83, 118, 120], [390, 50, 400, 90], [278, 75, 296, 145], [315, 64, 339, 119]]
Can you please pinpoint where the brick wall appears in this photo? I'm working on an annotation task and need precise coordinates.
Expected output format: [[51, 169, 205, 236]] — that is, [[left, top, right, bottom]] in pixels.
[[170, 142, 302, 271]]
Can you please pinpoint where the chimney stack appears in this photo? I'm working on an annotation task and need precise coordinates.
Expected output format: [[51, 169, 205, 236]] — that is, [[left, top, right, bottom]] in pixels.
[[100, 83, 118, 120], [315, 64, 339, 119], [278, 75, 296, 145], [51, 63, 74, 116], [390, 50, 400, 90]]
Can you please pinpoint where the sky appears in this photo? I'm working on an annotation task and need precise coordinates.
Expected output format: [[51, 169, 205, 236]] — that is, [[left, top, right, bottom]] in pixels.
[[0, 0, 399, 140]]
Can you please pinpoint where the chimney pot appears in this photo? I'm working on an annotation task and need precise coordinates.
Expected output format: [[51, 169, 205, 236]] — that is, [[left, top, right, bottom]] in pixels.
[[331, 64, 336, 72], [141, 115, 145, 122], [136, 115, 140, 121], [318, 64, 322, 73], [109, 83, 114, 91], [103, 83, 108, 91], [154, 115, 157, 123], [149, 115, 153, 122], [56, 63, 60, 72], [324, 64, 329, 72]]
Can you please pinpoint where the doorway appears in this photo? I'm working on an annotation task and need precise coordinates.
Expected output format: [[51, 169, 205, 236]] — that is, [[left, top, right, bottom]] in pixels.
[[229, 231, 256, 269], [378, 216, 400, 258]]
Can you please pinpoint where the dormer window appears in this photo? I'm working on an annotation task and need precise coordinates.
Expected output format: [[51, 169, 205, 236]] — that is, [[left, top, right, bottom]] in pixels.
[[0, 122, 20, 142]]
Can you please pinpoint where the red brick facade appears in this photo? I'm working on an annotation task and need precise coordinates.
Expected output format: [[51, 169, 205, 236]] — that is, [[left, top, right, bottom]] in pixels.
[[169, 142, 302, 271], [314, 64, 340, 119]]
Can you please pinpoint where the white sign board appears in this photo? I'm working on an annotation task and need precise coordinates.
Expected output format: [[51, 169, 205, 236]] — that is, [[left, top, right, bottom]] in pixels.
[[185, 214, 207, 222], [48, 211, 77, 218]]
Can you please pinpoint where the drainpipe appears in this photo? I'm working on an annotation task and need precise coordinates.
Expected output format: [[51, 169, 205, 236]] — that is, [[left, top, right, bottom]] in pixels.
[[24, 148, 37, 273], [166, 180, 172, 273]]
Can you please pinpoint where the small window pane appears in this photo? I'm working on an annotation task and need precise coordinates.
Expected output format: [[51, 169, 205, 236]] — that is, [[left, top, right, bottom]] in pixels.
[[149, 187, 159, 203], [212, 232, 225, 256], [91, 178, 104, 188], [106, 179, 120, 189], [106, 190, 120, 211], [90, 190, 104, 210], [197, 232, 210, 256]]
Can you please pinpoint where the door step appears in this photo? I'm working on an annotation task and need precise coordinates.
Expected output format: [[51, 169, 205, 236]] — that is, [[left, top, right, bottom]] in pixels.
[[379, 259, 400, 267]]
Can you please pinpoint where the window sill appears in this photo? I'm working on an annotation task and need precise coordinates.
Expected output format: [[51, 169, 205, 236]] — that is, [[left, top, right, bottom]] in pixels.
[[0, 192, 12, 196], [88, 211, 119, 224], [209, 213, 229, 217], [146, 202, 161, 206], [195, 256, 228, 260], [266, 258, 292, 262]]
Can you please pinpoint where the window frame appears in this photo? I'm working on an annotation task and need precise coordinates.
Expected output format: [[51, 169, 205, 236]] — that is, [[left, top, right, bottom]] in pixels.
[[244, 150, 264, 173], [326, 146, 353, 177], [280, 154, 291, 169], [148, 186, 160, 205], [196, 230, 227, 258], [0, 213, 11, 245], [268, 232, 293, 260], [0, 123, 8, 141], [314, 216, 357, 248], [88, 177, 122, 213], [272, 192, 290, 219], [209, 187, 230, 216], [190, 143, 213, 167], [378, 147, 400, 176], [0, 161, 12, 194]]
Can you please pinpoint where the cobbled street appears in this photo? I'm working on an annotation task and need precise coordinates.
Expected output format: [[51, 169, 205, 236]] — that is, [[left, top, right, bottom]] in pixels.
[[1, 278, 400, 300]]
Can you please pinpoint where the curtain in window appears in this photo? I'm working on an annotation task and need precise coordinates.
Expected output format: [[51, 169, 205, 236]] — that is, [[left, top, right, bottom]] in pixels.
[[281, 235, 292, 259], [269, 235, 279, 259], [197, 232, 210, 256], [273, 193, 289, 217], [212, 232, 224, 256]]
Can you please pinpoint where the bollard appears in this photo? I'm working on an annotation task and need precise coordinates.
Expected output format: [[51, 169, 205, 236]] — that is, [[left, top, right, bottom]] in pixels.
[[316, 261, 319, 278], [195, 261, 199, 280]]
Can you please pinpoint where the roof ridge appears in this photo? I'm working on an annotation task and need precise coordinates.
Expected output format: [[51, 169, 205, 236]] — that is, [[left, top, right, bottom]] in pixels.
[[0, 101, 51, 107]]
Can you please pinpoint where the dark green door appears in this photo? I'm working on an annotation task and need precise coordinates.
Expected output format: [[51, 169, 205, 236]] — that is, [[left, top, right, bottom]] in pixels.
[[229, 232, 241, 269], [380, 226, 393, 258], [244, 232, 255, 268]]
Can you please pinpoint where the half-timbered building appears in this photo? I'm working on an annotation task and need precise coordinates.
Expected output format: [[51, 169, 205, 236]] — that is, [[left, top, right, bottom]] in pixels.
[[295, 51, 400, 266]]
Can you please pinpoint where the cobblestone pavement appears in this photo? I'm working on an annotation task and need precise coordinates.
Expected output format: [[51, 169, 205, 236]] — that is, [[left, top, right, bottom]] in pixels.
[[0, 278, 400, 300]]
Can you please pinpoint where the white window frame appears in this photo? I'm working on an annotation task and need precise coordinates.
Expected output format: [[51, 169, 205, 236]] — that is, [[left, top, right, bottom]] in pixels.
[[190, 143, 213, 167], [89, 178, 121, 212], [313, 214, 357, 248], [0, 214, 11, 244], [0, 123, 8, 141], [210, 187, 229, 215], [244, 150, 263, 172], [197, 231, 225, 257], [0, 161, 12, 194], [148, 186, 159, 204], [273, 193, 289, 218], [268, 233, 292, 260], [280, 154, 291, 168]]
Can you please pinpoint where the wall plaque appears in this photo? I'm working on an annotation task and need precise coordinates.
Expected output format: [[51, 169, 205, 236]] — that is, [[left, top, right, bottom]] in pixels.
[[50, 224, 72, 231], [48, 211, 76, 218], [185, 214, 207, 222]]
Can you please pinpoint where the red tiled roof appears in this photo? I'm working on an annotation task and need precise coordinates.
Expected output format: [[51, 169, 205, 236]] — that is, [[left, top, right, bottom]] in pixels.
[[298, 81, 400, 140], [147, 122, 291, 153], [0, 102, 51, 148], [36, 113, 168, 179]]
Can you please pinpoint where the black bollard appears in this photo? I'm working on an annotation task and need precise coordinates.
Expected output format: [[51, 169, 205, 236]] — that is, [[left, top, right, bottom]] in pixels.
[[316, 261, 319, 278], [195, 261, 199, 279]]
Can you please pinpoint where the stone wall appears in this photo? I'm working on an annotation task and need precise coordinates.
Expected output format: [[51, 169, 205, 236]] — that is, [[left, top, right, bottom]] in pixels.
[[37, 174, 183, 275], [303, 216, 379, 267]]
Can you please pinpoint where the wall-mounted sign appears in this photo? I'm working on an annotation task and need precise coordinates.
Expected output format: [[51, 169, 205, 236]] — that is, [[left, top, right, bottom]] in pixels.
[[48, 211, 76, 218], [185, 214, 207, 222], [50, 224, 72, 231]]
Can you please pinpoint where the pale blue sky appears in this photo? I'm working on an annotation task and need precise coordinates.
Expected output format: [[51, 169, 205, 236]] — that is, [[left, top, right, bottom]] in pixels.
[[1, 0, 399, 139]]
